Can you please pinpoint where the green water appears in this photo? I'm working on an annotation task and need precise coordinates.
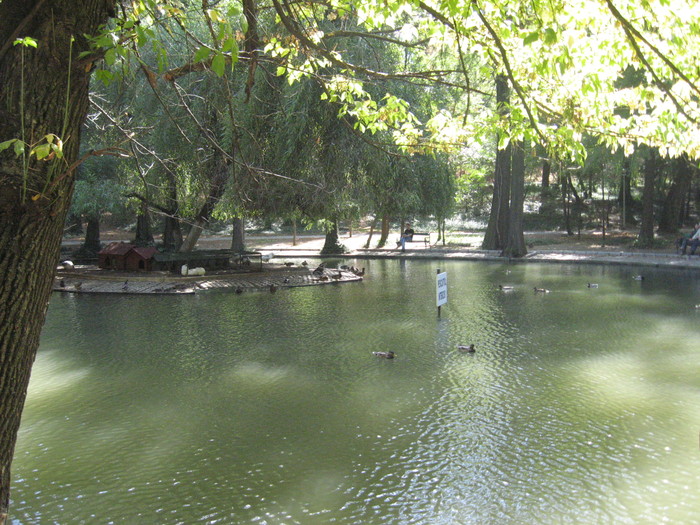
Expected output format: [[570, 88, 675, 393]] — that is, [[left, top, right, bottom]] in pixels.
[[11, 260, 700, 524]]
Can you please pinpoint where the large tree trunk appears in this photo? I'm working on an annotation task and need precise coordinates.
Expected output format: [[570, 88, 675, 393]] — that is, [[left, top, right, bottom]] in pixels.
[[321, 219, 345, 254], [482, 74, 511, 250], [378, 214, 390, 248], [134, 203, 154, 246], [179, 160, 230, 252], [231, 217, 246, 253], [364, 216, 378, 249], [502, 141, 527, 258], [617, 155, 636, 227], [658, 156, 692, 233], [82, 215, 102, 254], [637, 146, 656, 248], [0, 2, 115, 522], [162, 172, 183, 251]]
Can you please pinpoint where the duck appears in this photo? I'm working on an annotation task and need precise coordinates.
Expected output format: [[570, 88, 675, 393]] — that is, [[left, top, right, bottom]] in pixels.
[[373, 351, 395, 359], [331, 272, 342, 281], [533, 287, 550, 293], [61, 260, 74, 270], [284, 262, 295, 267], [353, 267, 365, 276], [283, 277, 291, 284], [587, 283, 599, 288], [269, 283, 278, 293], [74, 281, 82, 290], [312, 263, 325, 276], [633, 275, 645, 281], [234, 286, 244, 294], [498, 284, 514, 291], [59, 279, 65, 288], [261, 253, 274, 262], [318, 275, 329, 281], [301, 260, 308, 267], [122, 280, 129, 291], [457, 344, 475, 353]]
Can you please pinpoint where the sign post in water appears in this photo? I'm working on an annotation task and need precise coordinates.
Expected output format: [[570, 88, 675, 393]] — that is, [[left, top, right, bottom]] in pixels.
[[436, 268, 447, 317]]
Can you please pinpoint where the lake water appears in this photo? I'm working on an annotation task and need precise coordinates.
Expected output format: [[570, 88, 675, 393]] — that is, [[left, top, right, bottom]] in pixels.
[[11, 260, 700, 524]]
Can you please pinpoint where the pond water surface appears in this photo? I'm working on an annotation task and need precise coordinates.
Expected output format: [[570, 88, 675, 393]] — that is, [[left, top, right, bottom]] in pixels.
[[11, 259, 700, 524]]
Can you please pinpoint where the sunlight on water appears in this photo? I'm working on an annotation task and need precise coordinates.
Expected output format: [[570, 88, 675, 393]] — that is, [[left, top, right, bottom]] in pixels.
[[10, 261, 700, 524]]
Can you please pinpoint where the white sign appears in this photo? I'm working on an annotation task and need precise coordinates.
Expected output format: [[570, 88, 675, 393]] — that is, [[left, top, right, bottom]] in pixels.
[[436, 271, 448, 307]]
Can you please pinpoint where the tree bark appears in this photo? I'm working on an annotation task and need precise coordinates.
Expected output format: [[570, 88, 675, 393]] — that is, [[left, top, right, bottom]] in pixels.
[[658, 156, 692, 233], [0, 1, 115, 521], [378, 214, 390, 248], [320, 219, 345, 254], [617, 155, 636, 226], [82, 215, 102, 254], [179, 160, 230, 252], [637, 146, 656, 247], [364, 216, 378, 249], [502, 141, 527, 258], [134, 203, 154, 246], [162, 172, 182, 251], [482, 74, 511, 250], [231, 217, 246, 253]]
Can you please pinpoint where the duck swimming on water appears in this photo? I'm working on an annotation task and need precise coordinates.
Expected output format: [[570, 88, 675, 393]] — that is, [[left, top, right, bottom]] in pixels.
[[373, 351, 395, 359], [457, 344, 475, 353], [533, 287, 550, 293]]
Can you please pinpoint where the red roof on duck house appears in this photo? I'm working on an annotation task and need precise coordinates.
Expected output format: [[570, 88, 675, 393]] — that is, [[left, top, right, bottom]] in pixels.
[[99, 242, 135, 256]]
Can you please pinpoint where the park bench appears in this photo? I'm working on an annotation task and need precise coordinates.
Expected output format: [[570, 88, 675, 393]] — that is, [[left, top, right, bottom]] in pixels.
[[397, 232, 432, 248]]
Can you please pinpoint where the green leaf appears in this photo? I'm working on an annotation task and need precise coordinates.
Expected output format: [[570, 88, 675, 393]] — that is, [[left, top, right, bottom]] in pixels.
[[523, 31, 539, 45], [221, 38, 235, 53], [13, 37, 37, 48], [211, 53, 225, 77], [276, 66, 286, 76], [543, 28, 557, 45], [33, 143, 51, 160], [13, 140, 25, 157], [0, 139, 18, 153], [104, 48, 117, 66], [194, 46, 211, 63]]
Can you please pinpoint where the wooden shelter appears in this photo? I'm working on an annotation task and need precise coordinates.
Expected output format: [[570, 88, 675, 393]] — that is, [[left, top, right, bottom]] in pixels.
[[125, 246, 158, 271], [98, 242, 134, 270], [98, 243, 158, 271]]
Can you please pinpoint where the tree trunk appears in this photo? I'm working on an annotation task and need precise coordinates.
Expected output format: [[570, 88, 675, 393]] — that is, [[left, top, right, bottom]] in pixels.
[[320, 219, 345, 254], [179, 160, 230, 252], [82, 215, 102, 254], [377, 214, 390, 248], [134, 204, 154, 246], [502, 141, 527, 258], [658, 156, 692, 233], [162, 215, 183, 252], [0, 2, 115, 521], [364, 216, 378, 249], [541, 159, 551, 189], [482, 74, 511, 250], [231, 217, 246, 253], [637, 146, 656, 248], [617, 155, 636, 226], [162, 172, 182, 251]]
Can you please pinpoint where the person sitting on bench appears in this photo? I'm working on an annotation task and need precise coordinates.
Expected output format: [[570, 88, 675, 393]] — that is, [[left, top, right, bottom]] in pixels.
[[682, 224, 700, 255], [397, 222, 414, 251]]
